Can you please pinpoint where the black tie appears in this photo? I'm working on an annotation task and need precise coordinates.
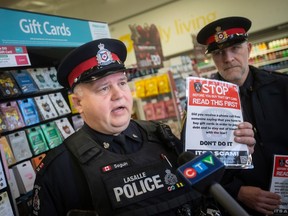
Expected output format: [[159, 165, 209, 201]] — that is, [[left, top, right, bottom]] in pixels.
[[113, 134, 129, 154]]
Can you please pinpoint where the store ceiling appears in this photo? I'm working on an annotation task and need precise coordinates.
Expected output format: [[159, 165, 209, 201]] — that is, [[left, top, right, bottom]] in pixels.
[[0, 0, 179, 24]]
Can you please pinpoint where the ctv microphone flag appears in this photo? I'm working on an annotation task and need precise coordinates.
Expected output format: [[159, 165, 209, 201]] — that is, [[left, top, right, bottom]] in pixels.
[[177, 151, 249, 216], [177, 151, 224, 193]]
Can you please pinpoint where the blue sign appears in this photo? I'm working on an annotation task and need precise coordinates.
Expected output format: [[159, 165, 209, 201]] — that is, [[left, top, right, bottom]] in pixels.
[[0, 8, 110, 47]]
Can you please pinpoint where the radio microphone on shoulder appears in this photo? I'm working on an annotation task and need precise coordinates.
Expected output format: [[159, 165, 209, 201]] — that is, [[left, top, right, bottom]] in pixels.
[[177, 151, 249, 216]]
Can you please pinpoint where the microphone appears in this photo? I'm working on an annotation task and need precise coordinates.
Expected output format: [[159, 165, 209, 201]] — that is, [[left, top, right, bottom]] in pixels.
[[177, 151, 249, 216]]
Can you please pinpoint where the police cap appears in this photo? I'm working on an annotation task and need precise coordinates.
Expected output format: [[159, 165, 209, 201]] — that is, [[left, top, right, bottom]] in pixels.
[[57, 38, 128, 89], [196, 16, 252, 53]]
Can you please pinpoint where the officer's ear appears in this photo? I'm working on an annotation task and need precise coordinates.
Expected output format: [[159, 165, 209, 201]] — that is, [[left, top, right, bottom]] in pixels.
[[71, 86, 83, 113]]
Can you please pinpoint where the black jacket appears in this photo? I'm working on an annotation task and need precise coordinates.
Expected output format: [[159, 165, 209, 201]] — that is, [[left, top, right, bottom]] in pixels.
[[217, 66, 288, 215]]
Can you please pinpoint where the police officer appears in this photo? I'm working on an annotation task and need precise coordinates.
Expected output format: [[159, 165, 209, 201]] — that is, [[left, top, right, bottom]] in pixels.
[[191, 16, 288, 215], [31, 38, 255, 216]]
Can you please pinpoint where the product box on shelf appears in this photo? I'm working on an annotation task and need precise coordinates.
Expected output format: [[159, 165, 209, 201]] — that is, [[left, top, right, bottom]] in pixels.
[[0, 71, 21, 98], [17, 98, 40, 126], [34, 94, 58, 120], [54, 118, 75, 139], [12, 160, 36, 194], [153, 101, 167, 120], [71, 114, 84, 131], [0, 136, 16, 166], [49, 92, 71, 116], [0, 101, 25, 131], [27, 68, 52, 91], [42, 67, 62, 89], [31, 153, 46, 170], [11, 70, 39, 94], [8, 131, 32, 162], [143, 102, 156, 120], [40, 122, 63, 149], [26, 126, 49, 155], [8, 168, 20, 200]]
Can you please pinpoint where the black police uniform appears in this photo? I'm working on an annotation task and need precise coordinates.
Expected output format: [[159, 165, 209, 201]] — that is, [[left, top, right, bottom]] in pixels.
[[217, 66, 288, 216], [32, 120, 202, 216]]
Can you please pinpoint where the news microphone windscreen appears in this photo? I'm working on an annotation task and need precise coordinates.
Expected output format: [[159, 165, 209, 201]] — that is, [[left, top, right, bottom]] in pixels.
[[177, 151, 196, 166], [177, 151, 225, 194]]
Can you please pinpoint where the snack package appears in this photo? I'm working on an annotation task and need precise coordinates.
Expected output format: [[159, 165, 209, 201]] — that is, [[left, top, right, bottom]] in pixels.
[[157, 74, 170, 94], [153, 101, 167, 120], [143, 102, 156, 120], [165, 99, 177, 118], [145, 77, 158, 97], [135, 80, 146, 98]]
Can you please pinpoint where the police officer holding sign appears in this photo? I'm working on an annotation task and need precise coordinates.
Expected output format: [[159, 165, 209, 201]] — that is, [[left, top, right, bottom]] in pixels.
[[31, 38, 255, 216], [191, 16, 288, 215]]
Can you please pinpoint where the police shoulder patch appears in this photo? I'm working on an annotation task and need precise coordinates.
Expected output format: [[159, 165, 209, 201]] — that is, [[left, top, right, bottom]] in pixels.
[[35, 144, 66, 175]]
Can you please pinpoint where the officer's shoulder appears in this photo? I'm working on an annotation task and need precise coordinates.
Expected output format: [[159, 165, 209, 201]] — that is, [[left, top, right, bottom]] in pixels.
[[35, 144, 67, 175], [134, 119, 159, 132]]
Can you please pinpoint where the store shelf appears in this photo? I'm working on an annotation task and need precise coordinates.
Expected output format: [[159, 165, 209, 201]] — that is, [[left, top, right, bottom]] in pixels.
[[253, 56, 288, 67], [250, 45, 288, 58]]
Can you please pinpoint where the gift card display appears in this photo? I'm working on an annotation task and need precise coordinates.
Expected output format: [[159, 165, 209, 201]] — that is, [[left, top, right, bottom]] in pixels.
[[13, 160, 36, 194], [34, 95, 58, 120], [0, 191, 14, 216], [42, 67, 62, 89], [31, 154, 46, 170], [0, 110, 7, 133], [0, 101, 25, 131], [0, 70, 21, 98], [49, 92, 71, 116], [8, 131, 32, 162], [0, 157, 7, 190], [17, 98, 40, 126], [8, 169, 20, 199], [40, 122, 63, 149], [55, 118, 75, 139], [11, 70, 38, 94], [0, 136, 16, 166], [26, 126, 49, 155], [27, 68, 52, 90], [72, 114, 84, 131]]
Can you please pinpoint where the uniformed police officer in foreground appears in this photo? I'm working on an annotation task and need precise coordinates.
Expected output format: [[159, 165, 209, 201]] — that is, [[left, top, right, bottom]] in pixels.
[[31, 38, 256, 216]]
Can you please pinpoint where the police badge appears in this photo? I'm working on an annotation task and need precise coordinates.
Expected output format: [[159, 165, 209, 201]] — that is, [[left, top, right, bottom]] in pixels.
[[96, 43, 114, 66], [214, 26, 228, 44]]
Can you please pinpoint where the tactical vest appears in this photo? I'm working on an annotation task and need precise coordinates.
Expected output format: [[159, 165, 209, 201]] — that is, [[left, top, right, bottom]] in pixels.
[[64, 120, 199, 216]]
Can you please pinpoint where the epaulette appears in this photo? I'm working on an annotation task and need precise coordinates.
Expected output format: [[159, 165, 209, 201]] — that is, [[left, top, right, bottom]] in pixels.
[[35, 144, 66, 175]]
